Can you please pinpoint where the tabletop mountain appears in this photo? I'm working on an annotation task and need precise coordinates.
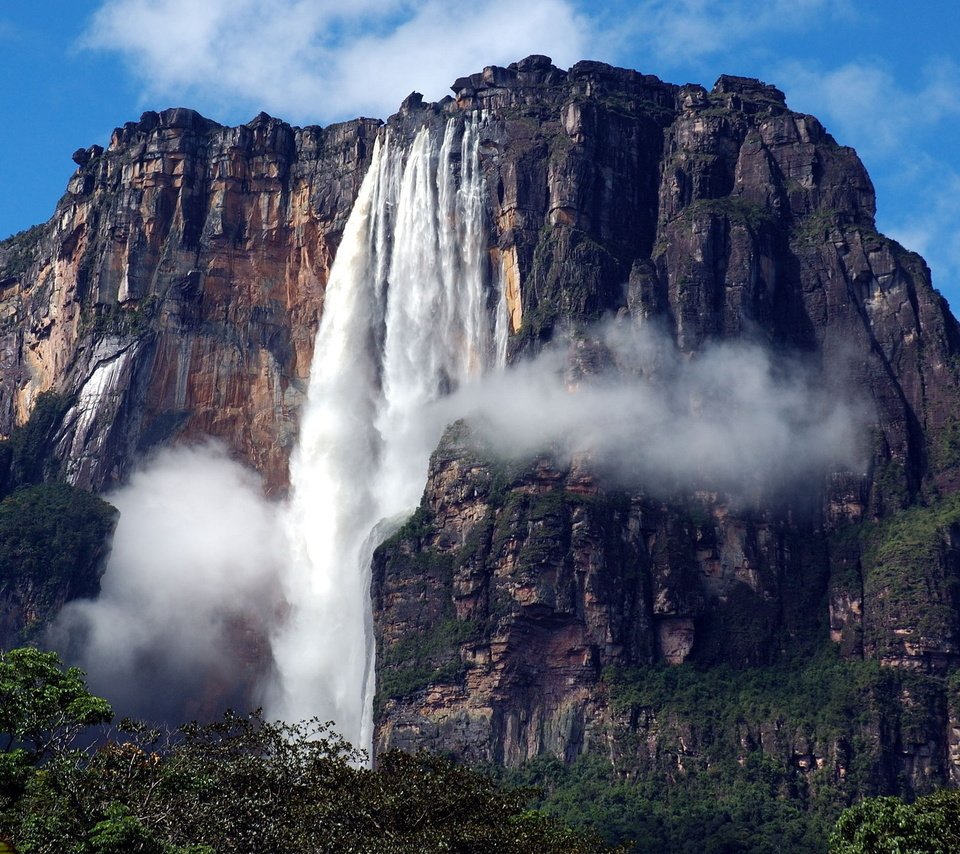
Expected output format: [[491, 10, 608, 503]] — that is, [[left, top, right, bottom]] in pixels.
[[3, 55, 960, 848]]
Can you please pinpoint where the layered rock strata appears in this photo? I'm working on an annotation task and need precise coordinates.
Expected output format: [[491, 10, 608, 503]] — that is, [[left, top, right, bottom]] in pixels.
[[364, 60, 960, 783], [1, 110, 379, 494]]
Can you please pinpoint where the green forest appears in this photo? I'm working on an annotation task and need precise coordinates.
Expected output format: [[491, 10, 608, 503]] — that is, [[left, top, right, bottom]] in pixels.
[[0, 647, 957, 853], [0, 648, 616, 853]]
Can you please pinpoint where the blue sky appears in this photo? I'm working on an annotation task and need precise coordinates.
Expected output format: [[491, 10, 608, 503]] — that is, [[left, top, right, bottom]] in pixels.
[[2, 1, 958, 308]]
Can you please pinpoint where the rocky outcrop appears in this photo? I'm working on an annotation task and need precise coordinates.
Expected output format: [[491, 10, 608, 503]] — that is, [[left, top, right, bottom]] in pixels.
[[5, 57, 956, 500], [364, 58, 960, 790], [371, 422, 813, 760], [371, 423, 960, 796]]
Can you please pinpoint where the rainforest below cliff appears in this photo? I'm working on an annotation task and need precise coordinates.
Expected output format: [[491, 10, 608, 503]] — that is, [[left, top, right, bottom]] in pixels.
[[3, 55, 960, 851]]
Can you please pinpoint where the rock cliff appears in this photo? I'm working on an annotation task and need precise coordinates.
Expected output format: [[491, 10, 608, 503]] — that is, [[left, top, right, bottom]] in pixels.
[[4, 55, 960, 816], [366, 60, 960, 782], [1, 109, 379, 494]]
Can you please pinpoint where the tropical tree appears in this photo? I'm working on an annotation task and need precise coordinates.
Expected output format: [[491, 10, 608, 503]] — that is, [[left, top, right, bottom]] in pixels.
[[831, 789, 960, 853], [0, 648, 618, 852], [0, 647, 112, 760]]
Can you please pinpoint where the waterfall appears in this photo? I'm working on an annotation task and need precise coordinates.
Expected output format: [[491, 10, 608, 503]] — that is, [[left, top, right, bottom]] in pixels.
[[269, 116, 503, 752]]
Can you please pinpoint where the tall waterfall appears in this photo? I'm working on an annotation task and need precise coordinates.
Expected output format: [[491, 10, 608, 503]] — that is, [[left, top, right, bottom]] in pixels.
[[269, 116, 503, 751]]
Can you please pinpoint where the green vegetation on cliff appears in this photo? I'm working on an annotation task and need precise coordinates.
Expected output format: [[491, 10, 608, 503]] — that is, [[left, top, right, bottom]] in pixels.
[[522, 225, 626, 341], [835, 491, 960, 659], [0, 393, 118, 643], [0, 224, 44, 281], [0, 483, 117, 639], [377, 617, 479, 715], [500, 650, 952, 853], [0, 392, 72, 493], [831, 789, 960, 853]]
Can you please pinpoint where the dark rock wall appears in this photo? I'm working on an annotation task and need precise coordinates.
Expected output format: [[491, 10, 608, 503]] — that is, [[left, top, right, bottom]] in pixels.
[[366, 59, 960, 790]]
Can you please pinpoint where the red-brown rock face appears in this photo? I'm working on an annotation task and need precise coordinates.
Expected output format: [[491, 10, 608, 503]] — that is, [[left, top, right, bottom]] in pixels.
[[364, 59, 960, 788], [1, 109, 379, 494]]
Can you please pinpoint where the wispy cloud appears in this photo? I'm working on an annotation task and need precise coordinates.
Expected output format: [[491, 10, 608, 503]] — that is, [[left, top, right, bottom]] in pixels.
[[777, 57, 960, 157], [83, 0, 593, 123], [774, 57, 960, 297], [599, 0, 853, 70], [83, 0, 852, 124], [439, 320, 866, 497], [882, 162, 960, 295], [80, 0, 862, 127]]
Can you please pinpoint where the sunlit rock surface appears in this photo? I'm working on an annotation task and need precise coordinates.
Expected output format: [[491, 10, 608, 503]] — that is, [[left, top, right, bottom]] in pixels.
[[0, 109, 379, 494]]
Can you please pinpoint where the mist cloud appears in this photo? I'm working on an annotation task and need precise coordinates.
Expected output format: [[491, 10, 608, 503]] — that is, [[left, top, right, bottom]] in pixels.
[[49, 443, 285, 722], [439, 320, 865, 497], [49, 322, 865, 725]]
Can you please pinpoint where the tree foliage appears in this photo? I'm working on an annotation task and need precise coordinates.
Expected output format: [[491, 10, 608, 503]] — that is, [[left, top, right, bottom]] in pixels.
[[830, 789, 960, 853], [0, 392, 118, 644], [0, 648, 112, 760], [0, 483, 117, 642], [0, 649, 616, 853], [0, 392, 72, 494]]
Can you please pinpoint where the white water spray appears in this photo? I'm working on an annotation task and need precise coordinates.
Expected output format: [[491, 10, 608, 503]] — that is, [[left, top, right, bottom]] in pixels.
[[269, 116, 503, 751]]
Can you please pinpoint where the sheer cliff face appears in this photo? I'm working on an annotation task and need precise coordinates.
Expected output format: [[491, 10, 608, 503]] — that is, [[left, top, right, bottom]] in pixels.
[[3, 58, 955, 499], [3, 57, 960, 780], [0, 109, 379, 494], [368, 60, 960, 775]]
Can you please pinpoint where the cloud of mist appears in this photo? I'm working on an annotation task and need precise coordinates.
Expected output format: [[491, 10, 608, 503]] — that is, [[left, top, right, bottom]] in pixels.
[[340, 317, 866, 500], [49, 443, 286, 723], [437, 320, 866, 497]]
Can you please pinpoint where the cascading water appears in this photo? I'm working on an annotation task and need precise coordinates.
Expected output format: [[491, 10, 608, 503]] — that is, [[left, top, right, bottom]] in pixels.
[[269, 115, 504, 752]]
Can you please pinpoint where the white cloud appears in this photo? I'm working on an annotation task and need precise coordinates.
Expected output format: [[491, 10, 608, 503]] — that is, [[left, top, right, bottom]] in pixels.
[[881, 162, 960, 300], [83, 0, 855, 125], [777, 57, 960, 158], [438, 321, 865, 497], [83, 0, 593, 123], [600, 0, 853, 70], [771, 57, 960, 301], [80, 0, 861, 126]]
